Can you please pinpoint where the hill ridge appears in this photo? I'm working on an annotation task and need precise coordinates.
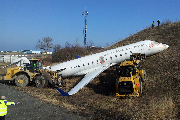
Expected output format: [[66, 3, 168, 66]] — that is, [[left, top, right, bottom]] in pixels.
[[105, 21, 180, 51]]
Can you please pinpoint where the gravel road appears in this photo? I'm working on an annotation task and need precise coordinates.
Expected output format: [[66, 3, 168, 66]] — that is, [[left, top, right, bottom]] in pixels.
[[0, 83, 87, 120]]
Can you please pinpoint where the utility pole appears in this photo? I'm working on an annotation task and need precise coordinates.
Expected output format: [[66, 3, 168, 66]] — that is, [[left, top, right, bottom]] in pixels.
[[82, 7, 88, 49]]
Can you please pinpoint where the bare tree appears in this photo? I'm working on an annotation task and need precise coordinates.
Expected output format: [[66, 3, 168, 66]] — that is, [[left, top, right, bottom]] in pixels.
[[52, 44, 62, 62], [36, 37, 53, 57], [88, 39, 94, 47]]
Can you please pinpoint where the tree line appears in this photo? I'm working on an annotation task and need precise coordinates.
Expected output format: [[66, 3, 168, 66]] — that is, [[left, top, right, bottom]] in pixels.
[[36, 37, 104, 63]]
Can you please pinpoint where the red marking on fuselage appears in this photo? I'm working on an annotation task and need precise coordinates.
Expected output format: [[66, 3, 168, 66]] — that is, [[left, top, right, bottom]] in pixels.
[[151, 42, 154, 46]]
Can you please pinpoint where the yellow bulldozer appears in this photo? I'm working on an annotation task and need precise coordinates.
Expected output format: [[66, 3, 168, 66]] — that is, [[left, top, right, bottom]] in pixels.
[[116, 53, 146, 98], [1, 57, 64, 88]]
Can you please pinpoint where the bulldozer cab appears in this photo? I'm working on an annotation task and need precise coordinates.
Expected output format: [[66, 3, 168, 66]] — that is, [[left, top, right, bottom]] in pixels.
[[117, 65, 136, 77], [25, 59, 42, 72]]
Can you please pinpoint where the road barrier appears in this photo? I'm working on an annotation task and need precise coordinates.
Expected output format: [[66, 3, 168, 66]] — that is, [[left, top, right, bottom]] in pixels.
[[0, 54, 48, 62]]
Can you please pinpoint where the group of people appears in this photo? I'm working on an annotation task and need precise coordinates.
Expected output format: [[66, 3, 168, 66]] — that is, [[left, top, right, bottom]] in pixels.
[[152, 19, 160, 28], [0, 96, 20, 120]]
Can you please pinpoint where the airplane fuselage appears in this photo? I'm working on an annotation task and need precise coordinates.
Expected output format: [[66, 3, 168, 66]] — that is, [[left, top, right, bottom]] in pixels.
[[49, 40, 168, 77]]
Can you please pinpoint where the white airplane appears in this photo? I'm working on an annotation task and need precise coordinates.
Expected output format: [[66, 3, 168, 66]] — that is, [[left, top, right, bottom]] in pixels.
[[44, 40, 169, 96]]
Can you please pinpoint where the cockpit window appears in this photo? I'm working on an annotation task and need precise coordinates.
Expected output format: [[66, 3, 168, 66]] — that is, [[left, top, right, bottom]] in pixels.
[[151, 41, 159, 45]]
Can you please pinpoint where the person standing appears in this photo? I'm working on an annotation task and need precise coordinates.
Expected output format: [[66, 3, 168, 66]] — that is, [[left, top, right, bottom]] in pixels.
[[152, 21, 155, 28], [0, 96, 20, 120], [157, 19, 160, 27]]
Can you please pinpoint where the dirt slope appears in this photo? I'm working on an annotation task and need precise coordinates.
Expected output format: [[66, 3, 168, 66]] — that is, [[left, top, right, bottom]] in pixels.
[[1, 21, 179, 119]]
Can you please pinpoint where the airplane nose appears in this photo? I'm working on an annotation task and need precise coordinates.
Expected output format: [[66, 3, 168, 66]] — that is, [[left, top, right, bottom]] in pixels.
[[166, 45, 169, 49], [162, 44, 169, 50], [157, 43, 169, 51]]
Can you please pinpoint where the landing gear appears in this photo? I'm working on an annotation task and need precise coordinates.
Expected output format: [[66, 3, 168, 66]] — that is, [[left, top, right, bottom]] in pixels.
[[56, 75, 66, 86]]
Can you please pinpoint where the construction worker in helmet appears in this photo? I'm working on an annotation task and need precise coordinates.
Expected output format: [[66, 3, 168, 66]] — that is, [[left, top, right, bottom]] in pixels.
[[157, 19, 160, 27], [0, 96, 20, 120], [152, 21, 155, 28], [34, 63, 37, 68]]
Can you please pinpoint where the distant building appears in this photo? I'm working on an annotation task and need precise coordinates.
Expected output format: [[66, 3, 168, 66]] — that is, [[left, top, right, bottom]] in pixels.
[[21, 50, 31, 53], [21, 50, 41, 54], [41, 51, 52, 54], [26, 50, 41, 54], [12, 51, 17, 52]]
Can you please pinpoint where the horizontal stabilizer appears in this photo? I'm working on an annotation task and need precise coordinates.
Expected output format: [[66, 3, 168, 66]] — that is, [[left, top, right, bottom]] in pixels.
[[76, 55, 81, 58], [56, 88, 69, 96]]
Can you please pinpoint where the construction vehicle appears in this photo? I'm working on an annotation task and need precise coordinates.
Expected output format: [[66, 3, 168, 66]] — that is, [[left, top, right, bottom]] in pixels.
[[116, 53, 146, 98], [1, 57, 65, 88]]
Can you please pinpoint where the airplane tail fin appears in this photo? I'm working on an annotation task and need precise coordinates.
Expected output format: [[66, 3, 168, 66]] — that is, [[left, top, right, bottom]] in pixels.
[[56, 88, 69, 96]]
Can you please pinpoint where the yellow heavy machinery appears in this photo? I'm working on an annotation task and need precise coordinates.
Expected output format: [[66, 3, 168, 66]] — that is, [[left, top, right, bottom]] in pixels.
[[2, 58, 64, 88], [116, 53, 146, 98]]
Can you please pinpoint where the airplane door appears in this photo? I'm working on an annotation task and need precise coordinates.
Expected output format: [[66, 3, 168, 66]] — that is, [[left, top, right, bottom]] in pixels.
[[99, 56, 105, 64]]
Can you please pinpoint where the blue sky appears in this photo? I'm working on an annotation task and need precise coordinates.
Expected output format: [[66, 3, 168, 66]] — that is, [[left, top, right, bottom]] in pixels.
[[0, 0, 179, 51]]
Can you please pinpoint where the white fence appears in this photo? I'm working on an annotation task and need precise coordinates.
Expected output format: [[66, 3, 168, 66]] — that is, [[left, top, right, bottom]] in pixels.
[[0, 55, 18, 62], [0, 53, 52, 63]]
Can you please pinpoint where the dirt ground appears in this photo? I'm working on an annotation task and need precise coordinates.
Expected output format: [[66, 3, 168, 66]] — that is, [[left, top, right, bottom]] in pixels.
[[0, 61, 179, 119], [0, 22, 179, 119]]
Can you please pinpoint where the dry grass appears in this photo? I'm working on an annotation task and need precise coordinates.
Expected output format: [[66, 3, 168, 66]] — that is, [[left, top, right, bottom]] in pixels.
[[145, 96, 177, 119], [0, 21, 180, 119]]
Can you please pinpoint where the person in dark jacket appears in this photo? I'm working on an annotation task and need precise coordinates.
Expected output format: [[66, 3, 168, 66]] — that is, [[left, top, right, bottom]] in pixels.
[[0, 96, 20, 120], [157, 19, 160, 27]]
